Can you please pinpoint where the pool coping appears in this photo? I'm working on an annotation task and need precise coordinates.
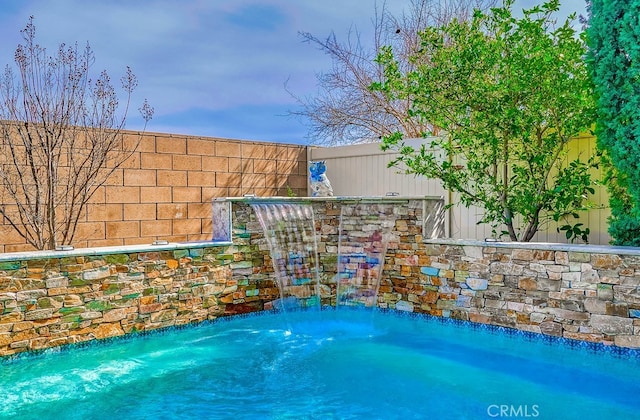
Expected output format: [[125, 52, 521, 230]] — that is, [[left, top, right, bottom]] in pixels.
[[0, 240, 232, 263]]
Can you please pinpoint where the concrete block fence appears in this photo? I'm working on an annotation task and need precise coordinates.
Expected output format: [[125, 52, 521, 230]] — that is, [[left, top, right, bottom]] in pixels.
[[2, 197, 640, 358], [0, 131, 308, 253]]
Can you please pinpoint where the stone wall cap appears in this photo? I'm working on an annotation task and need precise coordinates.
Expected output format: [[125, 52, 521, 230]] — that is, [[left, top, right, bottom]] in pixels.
[[216, 195, 443, 203], [423, 238, 640, 257], [0, 240, 231, 262]]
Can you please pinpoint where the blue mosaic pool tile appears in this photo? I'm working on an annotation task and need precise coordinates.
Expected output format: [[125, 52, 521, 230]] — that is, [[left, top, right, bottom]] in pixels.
[[630, 309, 640, 318]]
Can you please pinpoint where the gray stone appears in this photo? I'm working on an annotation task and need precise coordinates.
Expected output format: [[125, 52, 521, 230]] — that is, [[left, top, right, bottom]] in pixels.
[[490, 262, 524, 276], [540, 321, 563, 336], [436, 299, 456, 310], [536, 278, 561, 292], [559, 300, 583, 312], [614, 335, 640, 348], [83, 266, 112, 281], [463, 246, 483, 259], [584, 298, 607, 315], [597, 283, 614, 300], [590, 314, 633, 335], [613, 285, 640, 305], [528, 263, 547, 274], [568, 252, 590, 263], [45, 276, 69, 288], [16, 289, 47, 301], [485, 299, 507, 309], [530, 312, 548, 323], [581, 267, 600, 283], [563, 271, 581, 280], [540, 307, 590, 321], [507, 301, 525, 312], [25, 308, 55, 321]]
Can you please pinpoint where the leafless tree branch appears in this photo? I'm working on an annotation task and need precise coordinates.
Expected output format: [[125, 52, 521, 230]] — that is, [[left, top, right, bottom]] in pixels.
[[288, 0, 498, 146], [0, 17, 153, 250]]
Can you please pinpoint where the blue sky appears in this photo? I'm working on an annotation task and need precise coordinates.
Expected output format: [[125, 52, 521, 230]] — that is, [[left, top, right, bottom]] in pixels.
[[0, 0, 587, 145]]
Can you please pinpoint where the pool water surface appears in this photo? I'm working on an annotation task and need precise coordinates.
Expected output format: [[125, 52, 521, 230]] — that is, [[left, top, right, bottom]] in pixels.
[[2, 308, 640, 419]]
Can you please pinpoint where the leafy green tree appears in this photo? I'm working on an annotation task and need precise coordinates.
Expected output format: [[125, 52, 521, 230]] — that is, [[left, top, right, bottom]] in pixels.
[[372, 0, 596, 242], [587, 0, 640, 246]]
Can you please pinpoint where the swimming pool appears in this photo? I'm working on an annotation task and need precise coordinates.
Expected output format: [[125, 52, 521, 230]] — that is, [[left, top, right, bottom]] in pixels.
[[2, 308, 639, 419]]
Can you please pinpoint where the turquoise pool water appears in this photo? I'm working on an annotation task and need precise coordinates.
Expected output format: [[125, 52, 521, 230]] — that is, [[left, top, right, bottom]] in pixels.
[[2, 309, 640, 419]]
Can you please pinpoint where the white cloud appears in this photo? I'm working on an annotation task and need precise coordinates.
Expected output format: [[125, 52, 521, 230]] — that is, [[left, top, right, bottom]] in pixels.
[[0, 0, 587, 143]]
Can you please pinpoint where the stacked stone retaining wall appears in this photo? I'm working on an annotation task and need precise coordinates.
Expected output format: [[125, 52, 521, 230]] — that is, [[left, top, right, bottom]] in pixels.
[[0, 243, 280, 357], [390, 243, 640, 348], [2, 198, 640, 358]]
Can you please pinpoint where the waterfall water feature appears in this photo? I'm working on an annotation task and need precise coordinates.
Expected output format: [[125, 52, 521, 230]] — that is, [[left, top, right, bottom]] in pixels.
[[251, 202, 321, 311], [251, 200, 397, 310], [336, 203, 397, 307]]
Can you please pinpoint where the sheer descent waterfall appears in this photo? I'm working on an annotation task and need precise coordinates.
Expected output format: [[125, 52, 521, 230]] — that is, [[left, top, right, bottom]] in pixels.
[[336, 203, 397, 307], [251, 202, 321, 310]]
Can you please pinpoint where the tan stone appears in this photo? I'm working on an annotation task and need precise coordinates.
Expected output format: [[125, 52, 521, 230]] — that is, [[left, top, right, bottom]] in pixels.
[[591, 254, 622, 270], [469, 312, 491, 324], [93, 323, 124, 339], [25, 308, 55, 321], [63, 295, 84, 306], [10, 339, 29, 348], [0, 312, 23, 323], [518, 277, 538, 291], [512, 249, 534, 261], [555, 251, 569, 266], [150, 309, 177, 323], [103, 309, 127, 322], [533, 250, 555, 261], [140, 296, 158, 305], [219, 294, 234, 304], [12, 321, 34, 332], [563, 331, 603, 343], [0, 332, 12, 346], [139, 303, 163, 314]]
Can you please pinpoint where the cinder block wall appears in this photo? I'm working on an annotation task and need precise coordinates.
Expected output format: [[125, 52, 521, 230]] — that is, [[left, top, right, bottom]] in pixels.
[[0, 131, 308, 252]]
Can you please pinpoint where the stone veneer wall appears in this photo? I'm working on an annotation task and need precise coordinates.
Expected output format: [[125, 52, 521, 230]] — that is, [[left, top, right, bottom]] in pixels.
[[0, 242, 283, 358], [2, 197, 640, 358], [408, 242, 640, 348]]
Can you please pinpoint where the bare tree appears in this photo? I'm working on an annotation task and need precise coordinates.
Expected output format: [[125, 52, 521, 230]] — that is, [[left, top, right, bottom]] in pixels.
[[0, 17, 153, 250], [289, 0, 499, 146]]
